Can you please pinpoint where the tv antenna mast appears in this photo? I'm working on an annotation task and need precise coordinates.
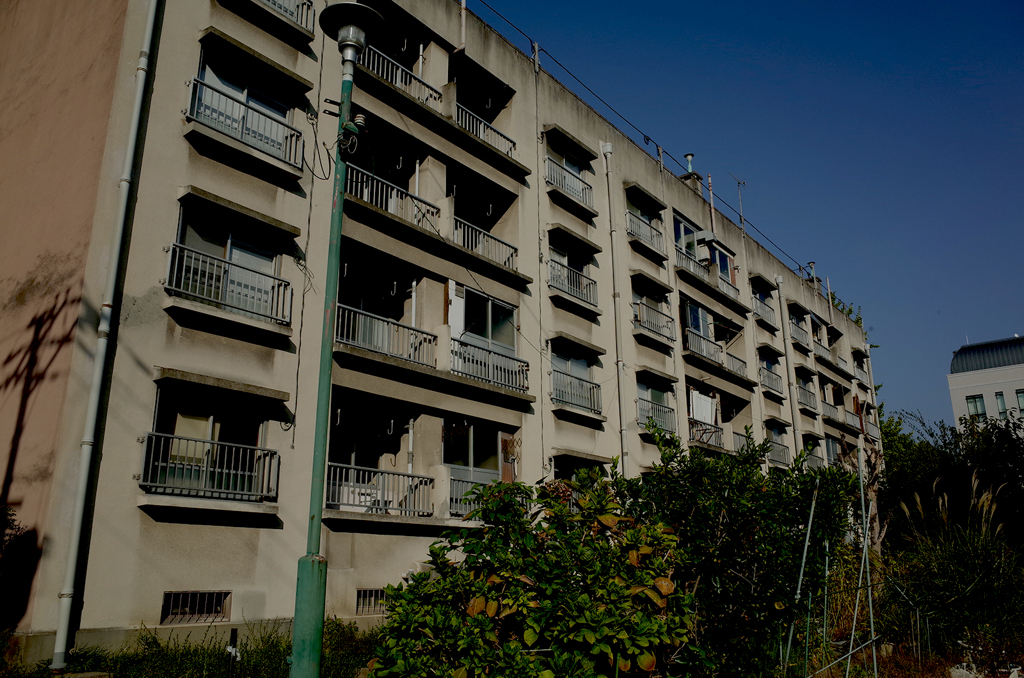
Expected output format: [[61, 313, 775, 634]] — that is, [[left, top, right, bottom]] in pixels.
[[729, 173, 746, 233]]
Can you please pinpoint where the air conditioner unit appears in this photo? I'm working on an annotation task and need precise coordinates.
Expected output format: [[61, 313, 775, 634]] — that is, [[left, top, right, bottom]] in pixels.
[[695, 230, 717, 244]]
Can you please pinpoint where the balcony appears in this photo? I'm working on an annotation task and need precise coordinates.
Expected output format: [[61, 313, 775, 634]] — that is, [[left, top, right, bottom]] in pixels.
[[855, 366, 870, 383], [726, 353, 748, 378], [752, 296, 776, 326], [633, 302, 676, 343], [638, 398, 675, 432], [450, 338, 529, 392], [258, 0, 313, 30], [767, 439, 790, 465], [336, 305, 437, 367], [450, 477, 489, 518], [797, 385, 818, 411], [759, 367, 784, 394], [548, 259, 598, 307], [625, 213, 667, 260], [325, 463, 433, 516], [345, 164, 441, 232], [822, 401, 840, 421], [717, 275, 740, 302], [552, 370, 602, 415], [165, 243, 293, 324], [837, 356, 849, 372], [187, 78, 303, 169], [790, 322, 810, 348], [361, 46, 442, 112], [689, 419, 723, 448], [140, 433, 279, 502], [684, 328, 723, 364], [545, 159, 596, 217], [454, 218, 518, 271], [734, 432, 749, 452], [846, 410, 862, 430], [813, 340, 830, 361], [866, 420, 880, 440], [455, 104, 516, 157], [676, 248, 710, 283]]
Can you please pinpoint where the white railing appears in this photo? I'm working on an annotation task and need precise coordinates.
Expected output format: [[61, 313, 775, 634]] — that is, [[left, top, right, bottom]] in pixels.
[[688, 419, 723, 448], [454, 218, 518, 270], [767, 439, 790, 465], [361, 46, 442, 111], [552, 370, 602, 414], [866, 420, 880, 439], [450, 477, 489, 517], [822, 401, 839, 420], [455, 104, 516, 157], [837, 356, 849, 371], [846, 410, 862, 429], [548, 259, 598, 306], [451, 338, 529, 392], [676, 247, 710, 282], [790, 322, 810, 347], [626, 212, 665, 255], [140, 433, 279, 502], [545, 159, 594, 208], [685, 328, 722, 364], [336, 305, 437, 366], [325, 463, 433, 516], [726, 353, 747, 378], [638, 399, 676, 432], [633, 302, 676, 342], [165, 243, 293, 324], [734, 431, 749, 452], [798, 386, 818, 410], [345, 164, 440, 231], [717, 275, 740, 301], [752, 296, 776, 325], [855, 366, 869, 383], [256, 0, 314, 31], [759, 367, 783, 394], [814, 340, 830, 361], [187, 78, 303, 168]]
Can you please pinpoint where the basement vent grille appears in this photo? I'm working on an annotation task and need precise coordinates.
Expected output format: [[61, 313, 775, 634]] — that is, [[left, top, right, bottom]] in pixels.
[[160, 591, 231, 625], [355, 588, 386, 616]]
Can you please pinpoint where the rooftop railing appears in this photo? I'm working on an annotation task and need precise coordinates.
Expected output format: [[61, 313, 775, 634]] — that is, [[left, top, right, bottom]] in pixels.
[[256, 0, 314, 32], [726, 353, 748, 378], [336, 304, 437, 366], [790, 322, 810, 347], [798, 385, 818, 410], [361, 46, 442, 111], [633, 302, 676, 342], [676, 247, 710, 282], [545, 159, 594, 208], [752, 296, 776, 325], [345, 164, 440, 231], [454, 218, 518, 270], [451, 338, 529, 392], [717, 275, 740, 301], [455, 104, 516, 157], [639, 398, 676, 432], [325, 463, 433, 516], [684, 328, 722, 364], [767, 439, 790, 465], [689, 419, 723, 448], [759, 367, 783, 394], [140, 432, 279, 502], [187, 78, 303, 168], [625, 212, 665, 255], [822, 400, 840, 420], [548, 259, 598, 306], [165, 243, 293, 324], [552, 370, 602, 415]]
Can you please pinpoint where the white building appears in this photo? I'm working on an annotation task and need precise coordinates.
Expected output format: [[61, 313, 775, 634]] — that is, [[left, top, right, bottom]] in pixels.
[[948, 336, 1024, 424]]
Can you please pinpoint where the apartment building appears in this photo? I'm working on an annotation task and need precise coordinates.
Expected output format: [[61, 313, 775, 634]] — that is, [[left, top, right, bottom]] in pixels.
[[948, 336, 1024, 424], [0, 0, 880, 660]]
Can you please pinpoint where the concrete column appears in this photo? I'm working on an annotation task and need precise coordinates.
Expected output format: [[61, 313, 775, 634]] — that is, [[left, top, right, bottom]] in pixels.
[[420, 42, 449, 92], [440, 196, 455, 241], [440, 82, 457, 120], [414, 155, 446, 206]]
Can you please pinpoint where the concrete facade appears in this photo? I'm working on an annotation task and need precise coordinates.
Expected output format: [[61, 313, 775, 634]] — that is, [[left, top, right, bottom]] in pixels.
[[0, 0, 880, 661], [948, 337, 1024, 424]]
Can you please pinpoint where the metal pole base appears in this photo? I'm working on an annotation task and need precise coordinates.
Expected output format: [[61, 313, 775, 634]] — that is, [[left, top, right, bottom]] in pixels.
[[290, 554, 328, 678]]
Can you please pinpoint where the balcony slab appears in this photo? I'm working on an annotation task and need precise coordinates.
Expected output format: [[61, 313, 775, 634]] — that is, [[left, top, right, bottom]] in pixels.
[[138, 494, 282, 529], [163, 295, 295, 349], [322, 508, 473, 537], [552, 403, 607, 427], [183, 121, 303, 189]]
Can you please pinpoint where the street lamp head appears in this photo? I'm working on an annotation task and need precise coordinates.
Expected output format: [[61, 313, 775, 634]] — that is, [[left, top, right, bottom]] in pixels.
[[319, 1, 383, 52], [683, 153, 694, 172]]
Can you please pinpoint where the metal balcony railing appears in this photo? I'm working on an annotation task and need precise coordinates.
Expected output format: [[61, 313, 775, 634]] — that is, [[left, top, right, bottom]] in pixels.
[[187, 78, 303, 168], [752, 296, 776, 324], [548, 260, 598, 306], [807, 452, 826, 469], [633, 302, 676, 342], [688, 419, 723, 448], [165, 243, 293, 324], [726, 353, 748, 378], [790, 322, 810, 347], [685, 328, 722, 364], [140, 433, 279, 502], [451, 338, 529, 392], [676, 247, 710, 282], [866, 420, 880, 439], [734, 432, 749, 452], [855, 366, 869, 383], [767, 439, 790, 465], [638, 398, 676, 432], [717, 275, 740, 301], [626, 212, 665, 254], [798, 386, 818, 410], [846, 410, 862, 429], [822, 401, 840, 420], [256, 0, 314, 31], [455, 104, 516, 157], [325, 463, 433, 516], [814, 340, 830, 361], [361, 46, 442, 111], [545, 158, 594, 208], [450, 477, 489, 517], [345, 164, 440, 231], [454, 218, 518, 270], [552, 370, 602, 414], [837, 356, 849, 371], [759, 367, 783, 394], [336, 304, 437, 366]]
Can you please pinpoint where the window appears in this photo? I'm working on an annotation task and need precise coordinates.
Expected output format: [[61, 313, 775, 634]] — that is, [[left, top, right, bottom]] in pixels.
[[638, 382, 668, 406], [825, 437, 841, 465], [767, 425, 785, 443], [463, 289, 516, 355], [674, 216, 697, 257], [708, 246, 734, 283], [355, 589, 387, 616], [547, 147, 582, 176], [626, 199, 652, 224], [686, 303, 712, 339], [790, 314, 805, 328], [161, 591, 230, 625], [997, 392, 1008, 419], [761, 355, 779, 373], [966, 395, 987, 420], [552, 353, 591, 380], [1018, 390, 1024, 415]]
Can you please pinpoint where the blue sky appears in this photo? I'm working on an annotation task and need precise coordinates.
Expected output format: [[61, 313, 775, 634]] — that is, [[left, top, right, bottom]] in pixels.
[[472, 0, 1024, 425]]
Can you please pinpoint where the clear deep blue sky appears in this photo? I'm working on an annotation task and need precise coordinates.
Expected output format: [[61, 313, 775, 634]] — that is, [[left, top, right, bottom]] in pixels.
[[471, 0, 1024, 425]]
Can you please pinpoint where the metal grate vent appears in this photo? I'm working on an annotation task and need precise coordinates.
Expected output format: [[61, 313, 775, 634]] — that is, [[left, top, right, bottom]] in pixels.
[[355, 588, 386, 616], [160, 591, 231, 625]]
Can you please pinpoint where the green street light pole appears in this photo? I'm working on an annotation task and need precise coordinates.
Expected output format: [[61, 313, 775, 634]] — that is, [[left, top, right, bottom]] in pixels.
[[291, 3, 381, 677]]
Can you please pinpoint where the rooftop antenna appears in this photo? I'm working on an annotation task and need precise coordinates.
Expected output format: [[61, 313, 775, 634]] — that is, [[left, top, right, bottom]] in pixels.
[[729, 173, 746, 233]]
